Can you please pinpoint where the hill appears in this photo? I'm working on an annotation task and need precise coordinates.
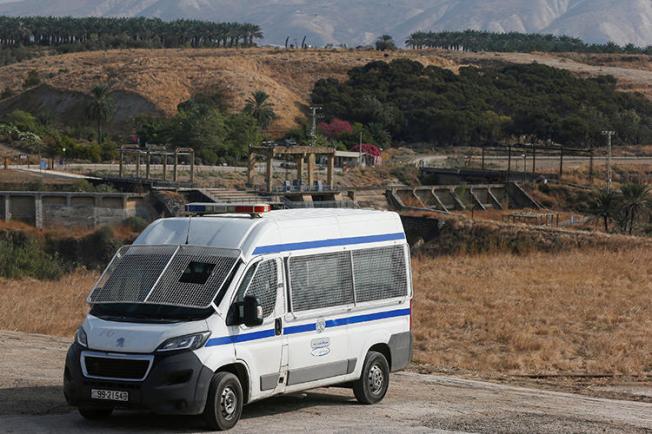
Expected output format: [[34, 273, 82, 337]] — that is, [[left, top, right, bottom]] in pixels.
[[0, 0, 651, 47], [0, 48, 456, 133]]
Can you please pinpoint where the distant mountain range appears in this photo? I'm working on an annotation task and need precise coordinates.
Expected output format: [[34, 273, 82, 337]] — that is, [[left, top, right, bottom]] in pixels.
[[0, 0, 651, 47]]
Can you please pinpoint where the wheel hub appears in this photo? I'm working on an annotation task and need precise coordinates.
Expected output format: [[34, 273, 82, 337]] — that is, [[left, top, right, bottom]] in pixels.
[[220, 386, 238, 420], [368, 364, 384, 394]]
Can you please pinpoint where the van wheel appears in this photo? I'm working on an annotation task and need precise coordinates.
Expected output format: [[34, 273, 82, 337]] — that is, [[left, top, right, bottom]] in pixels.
[[203, 371, 243, 431], [78, 407, 113, 420], [353, 351, 390, 405]]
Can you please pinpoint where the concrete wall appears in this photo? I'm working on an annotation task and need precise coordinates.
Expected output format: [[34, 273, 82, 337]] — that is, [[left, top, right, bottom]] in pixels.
[[0, 192, 149, 229]]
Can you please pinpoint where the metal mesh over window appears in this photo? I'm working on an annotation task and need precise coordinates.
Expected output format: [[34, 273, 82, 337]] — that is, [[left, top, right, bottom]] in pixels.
[[237, 260, 278, 318], [88, 245, 239, 308], [353, 246, 408, 302], [89, 245, 177, 305], [289, 252, 354, 312], [147, 246, 239, 308]]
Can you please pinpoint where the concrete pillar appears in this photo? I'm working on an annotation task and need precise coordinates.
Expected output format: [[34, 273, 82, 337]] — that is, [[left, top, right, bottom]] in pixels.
[[247, 151, 256, 186], [266, 156, 274, 193], [34, 194, 43, 229], [93, 196, 100, 228], [327, 154, 335, 190], [307, 154, 315, 189], [173, 150, 179, 183], [162, 154, 167, 181], [136, 153, 141, 178], [190, 151, 195, 186], [296, 156, 305, 186], [3, 195, 10, 221]]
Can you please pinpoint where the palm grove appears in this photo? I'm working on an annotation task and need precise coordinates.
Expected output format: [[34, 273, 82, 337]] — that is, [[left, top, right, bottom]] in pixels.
[[0, 16, 263, 66]]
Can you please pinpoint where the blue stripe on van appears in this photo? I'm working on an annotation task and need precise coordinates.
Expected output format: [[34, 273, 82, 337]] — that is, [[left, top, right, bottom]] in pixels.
[[205, 329, 276, 347], [252, 233, 406, 255], [325, 308, 411, 328], [283, 323, 317, 335], [204, 308, 410, 347]]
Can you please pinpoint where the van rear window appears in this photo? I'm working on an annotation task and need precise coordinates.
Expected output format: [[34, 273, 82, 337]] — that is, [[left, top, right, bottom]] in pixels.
[[288, 245, 408, 312], [289, 252, 354, 312]]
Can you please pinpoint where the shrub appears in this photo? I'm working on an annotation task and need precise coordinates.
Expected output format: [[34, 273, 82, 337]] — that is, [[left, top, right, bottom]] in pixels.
[[123, 216, 148, 233], [23, 69, 41, 88], [0, 234, 64, 280]]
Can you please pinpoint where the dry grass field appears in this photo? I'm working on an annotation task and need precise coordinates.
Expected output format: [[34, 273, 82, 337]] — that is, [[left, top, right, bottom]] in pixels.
[[412, 249, 652, 376], [0, 248, 650, 378], [0, 271, 94, 336]]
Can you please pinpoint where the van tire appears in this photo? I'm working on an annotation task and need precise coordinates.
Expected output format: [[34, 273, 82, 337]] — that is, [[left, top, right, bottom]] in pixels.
[[353, 351, 390, 405], [78, 407, 113, 420], [203, 371, 243, 431]]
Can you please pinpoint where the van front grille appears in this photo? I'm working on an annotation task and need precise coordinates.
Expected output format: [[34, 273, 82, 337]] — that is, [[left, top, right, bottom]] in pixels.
[[83, 355, 151, 381]]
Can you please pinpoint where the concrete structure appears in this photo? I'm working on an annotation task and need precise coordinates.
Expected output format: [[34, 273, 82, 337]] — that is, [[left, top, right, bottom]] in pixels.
[[0, 191, 149, 229], [387, 183, 542, 214], [248, 146, 337, 193], [119, 146, 195, 185]]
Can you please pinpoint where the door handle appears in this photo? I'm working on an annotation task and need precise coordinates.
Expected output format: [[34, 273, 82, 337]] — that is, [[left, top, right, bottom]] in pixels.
[[275, 318, 282, 336]]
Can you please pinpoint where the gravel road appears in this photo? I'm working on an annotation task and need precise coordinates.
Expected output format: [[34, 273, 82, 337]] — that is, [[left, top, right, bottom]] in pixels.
[[1, 331, 650, 434]]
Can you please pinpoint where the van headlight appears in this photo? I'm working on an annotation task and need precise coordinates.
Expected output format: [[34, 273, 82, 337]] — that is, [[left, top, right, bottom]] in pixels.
[[157, 332, 211, 353], [76, 327, 88, 348]]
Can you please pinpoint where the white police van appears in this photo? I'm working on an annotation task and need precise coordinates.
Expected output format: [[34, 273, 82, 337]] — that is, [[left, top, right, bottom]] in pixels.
[[64, 205, 413, 431]]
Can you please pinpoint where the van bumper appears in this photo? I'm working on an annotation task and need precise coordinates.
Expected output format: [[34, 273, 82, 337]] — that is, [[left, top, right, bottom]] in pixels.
[[63, 343, 213, 415]]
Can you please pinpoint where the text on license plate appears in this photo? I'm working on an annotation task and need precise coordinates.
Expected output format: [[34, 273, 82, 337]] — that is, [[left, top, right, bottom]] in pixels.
[[91, 389, 128, 402]]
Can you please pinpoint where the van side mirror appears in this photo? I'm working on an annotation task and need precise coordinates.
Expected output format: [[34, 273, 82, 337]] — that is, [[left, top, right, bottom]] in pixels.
[[243, 295, 264, 327]]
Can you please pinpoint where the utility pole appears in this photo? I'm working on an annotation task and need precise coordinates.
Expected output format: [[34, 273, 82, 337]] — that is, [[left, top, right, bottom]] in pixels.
[[602, 130, 615, 191], [309, 106, 322, 147]]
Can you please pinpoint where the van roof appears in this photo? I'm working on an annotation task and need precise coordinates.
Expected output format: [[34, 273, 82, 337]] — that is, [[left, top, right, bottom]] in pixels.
[[135, 208, 406, 259]]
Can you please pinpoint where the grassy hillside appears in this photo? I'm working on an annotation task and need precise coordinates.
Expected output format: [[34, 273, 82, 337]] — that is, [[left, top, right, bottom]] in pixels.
[[2, 48, 651, 139], [0, 48, 456, 135]]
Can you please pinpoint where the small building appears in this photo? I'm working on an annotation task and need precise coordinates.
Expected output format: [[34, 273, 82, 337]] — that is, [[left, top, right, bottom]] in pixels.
[[351, 144, 383, 166]]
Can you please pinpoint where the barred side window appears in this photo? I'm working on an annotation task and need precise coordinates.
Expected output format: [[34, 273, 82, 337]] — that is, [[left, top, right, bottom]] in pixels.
[[289, 252, 354, 312], [353, 246, 408, 303], [237, 260, 278, 318]]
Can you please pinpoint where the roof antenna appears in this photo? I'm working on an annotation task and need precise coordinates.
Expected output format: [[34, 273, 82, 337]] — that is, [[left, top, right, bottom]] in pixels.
[[185, 215, 192, 245]]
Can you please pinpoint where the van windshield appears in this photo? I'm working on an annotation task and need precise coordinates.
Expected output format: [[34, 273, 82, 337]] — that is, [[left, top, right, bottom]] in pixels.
[[88, 245, 241, 309]]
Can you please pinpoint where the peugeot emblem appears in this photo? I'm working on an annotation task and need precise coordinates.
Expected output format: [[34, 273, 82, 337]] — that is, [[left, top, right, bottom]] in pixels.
[[116, 337, 125, 348]]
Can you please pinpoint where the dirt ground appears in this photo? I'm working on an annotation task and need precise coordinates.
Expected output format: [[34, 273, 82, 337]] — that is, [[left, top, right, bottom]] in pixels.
[[0, 331, 650, 434]]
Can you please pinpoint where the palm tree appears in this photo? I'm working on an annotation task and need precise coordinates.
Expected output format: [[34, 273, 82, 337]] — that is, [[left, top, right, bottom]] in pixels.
[[620, 182, 651, 234], [88, 84, 114, 144], [588, 189, 619, 232], [243, 91, 276, 129], [375, 35, 397, 51]]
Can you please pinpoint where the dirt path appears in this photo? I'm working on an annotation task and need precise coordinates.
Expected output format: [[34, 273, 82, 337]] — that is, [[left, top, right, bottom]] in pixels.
[[1, 331, 650, 433]]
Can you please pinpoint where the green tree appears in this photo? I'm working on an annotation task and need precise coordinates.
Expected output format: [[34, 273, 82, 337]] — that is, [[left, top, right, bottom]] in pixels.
[[620, 182, 651, 235], [243, 91, 277, 129], [87, 84, 114, 144], [375, 35, 396, 51], [225, 113, 262, 160], [588, 189, 620, 232]]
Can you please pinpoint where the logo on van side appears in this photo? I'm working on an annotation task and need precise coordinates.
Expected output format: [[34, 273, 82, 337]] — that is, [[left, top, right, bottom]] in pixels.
[[311, 337, 330, 357]]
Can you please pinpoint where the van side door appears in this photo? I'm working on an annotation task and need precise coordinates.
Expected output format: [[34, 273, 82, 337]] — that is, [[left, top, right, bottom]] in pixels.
[[284, 251, 355, 389], [229, 258, 286, 399]]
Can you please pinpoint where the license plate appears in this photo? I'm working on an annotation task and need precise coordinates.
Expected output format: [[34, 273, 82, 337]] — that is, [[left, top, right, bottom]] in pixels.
[[91, 389, 129, 402]]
